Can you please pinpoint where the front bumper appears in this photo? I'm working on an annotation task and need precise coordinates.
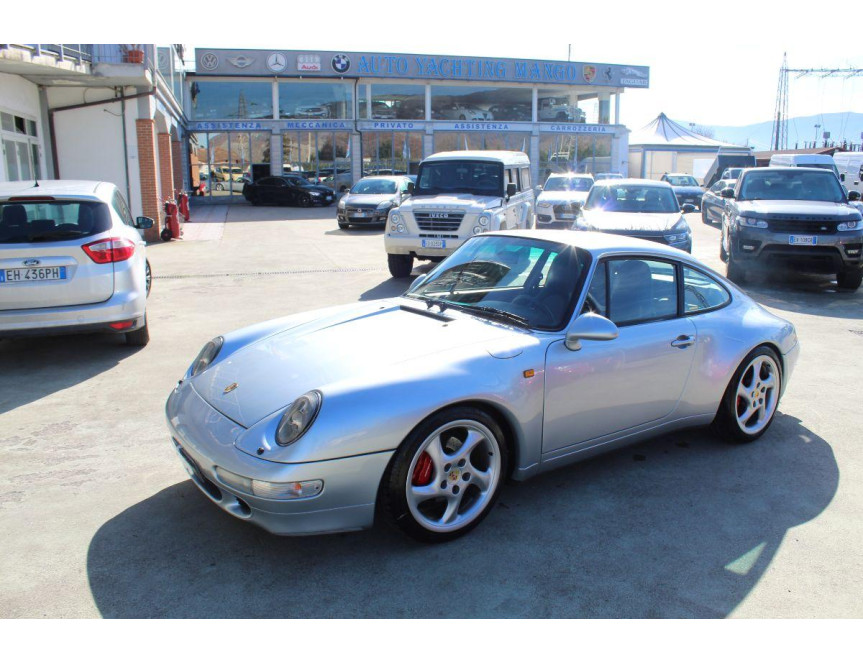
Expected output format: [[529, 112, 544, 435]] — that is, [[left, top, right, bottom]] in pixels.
[[0, 287, 146, 336], [165, 381, 393, 536], [731, 228, 863, 272], [338, 210, 388, 225], [384, 233, 469, 258]]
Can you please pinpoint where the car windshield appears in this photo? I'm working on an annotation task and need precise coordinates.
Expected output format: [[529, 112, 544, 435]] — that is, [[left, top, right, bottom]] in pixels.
[[723, 168, 742, 179], [405, 235, 590, 330], [350, 179, 398, 195], [544, 176, 593, 192], [584, 185, 680, 213], [414, 160, 503, 197], [665, 175, 699, 186], [738, 170, 845, 202], [0, 200, 112, 243]]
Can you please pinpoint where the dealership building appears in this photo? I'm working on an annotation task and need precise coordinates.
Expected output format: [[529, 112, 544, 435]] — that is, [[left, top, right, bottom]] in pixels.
[[187, 48, 650, 200]]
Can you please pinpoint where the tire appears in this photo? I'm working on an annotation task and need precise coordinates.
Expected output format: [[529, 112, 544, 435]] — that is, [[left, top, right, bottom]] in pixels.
[[837, 269, 863, 291], [719, 219, 729, 262], [379, 406, 508, 543], [145, 260, 152, 297], [125, 315, 150, 347], [298, 194, 311, 207], [387, 253, 413, 278], [338, 222, 349, 230], [712, 345, 782, 443], [160, 228, 172, 242], [215, 183, 224, 191]]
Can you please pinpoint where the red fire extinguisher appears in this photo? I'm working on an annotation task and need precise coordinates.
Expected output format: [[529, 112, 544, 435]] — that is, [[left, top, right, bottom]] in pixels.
[[161, 199, 181, 241], [177, 190, 190, 222]]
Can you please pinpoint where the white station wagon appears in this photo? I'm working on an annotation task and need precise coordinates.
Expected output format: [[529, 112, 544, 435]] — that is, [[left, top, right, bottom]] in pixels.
[[0, 180, 153, 346]]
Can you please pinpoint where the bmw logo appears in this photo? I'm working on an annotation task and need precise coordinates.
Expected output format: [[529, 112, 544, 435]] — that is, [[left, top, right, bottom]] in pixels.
[[331, 54, 351, 74]]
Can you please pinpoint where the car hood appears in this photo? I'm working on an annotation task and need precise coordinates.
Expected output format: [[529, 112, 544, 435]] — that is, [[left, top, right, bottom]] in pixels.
[[670, 185, 703, 195], [402, 193, 503, 211], [580, 210, 683, 231], [192, 299, 527, 427], [343, 193, 397, 206], [734, 200, 861, 219], [537, 191, 589, 205]]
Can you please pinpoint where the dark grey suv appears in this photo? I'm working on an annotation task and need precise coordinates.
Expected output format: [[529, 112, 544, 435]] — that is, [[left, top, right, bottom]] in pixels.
[[720, 167, 863, 290]]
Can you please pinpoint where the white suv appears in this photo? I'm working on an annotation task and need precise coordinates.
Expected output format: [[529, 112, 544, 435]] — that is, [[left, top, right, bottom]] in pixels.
[[384, 151, 536, 277], [0, 180, 153, 345]]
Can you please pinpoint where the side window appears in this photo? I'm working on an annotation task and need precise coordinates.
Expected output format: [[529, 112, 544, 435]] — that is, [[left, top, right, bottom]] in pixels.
[[710, 181, 723, 193], [111, 191, 133, 226], [583, 261, 608, 316], [520, 167, 531, 190], [608, 258, 677, 325], [515, 168, 522, 191], [682, 266, 730, 313]]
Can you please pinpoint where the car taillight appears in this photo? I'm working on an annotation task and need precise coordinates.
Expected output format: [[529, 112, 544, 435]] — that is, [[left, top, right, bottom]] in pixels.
[[82, 237, 136, 264]]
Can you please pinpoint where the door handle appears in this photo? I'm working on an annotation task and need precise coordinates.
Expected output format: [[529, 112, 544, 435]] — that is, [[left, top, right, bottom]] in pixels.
[[670, 335, 695, 349]]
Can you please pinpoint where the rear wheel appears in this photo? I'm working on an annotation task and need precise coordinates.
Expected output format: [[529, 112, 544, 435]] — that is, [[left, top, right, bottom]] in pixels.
[[712, 346, 782, 443], [387, 253, 413, 278], [837, 269, 862, 291], [380, 406, 508, 542], [125, 315, 150, 347], [145, 260, 152, 297]]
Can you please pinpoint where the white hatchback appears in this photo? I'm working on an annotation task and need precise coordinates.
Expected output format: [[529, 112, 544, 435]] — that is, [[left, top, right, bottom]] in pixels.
[[0, 180, 153, 346]]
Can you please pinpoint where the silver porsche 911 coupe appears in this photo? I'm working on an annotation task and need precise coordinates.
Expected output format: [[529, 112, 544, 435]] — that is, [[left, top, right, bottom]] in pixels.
[[166, 230, 799, 542]]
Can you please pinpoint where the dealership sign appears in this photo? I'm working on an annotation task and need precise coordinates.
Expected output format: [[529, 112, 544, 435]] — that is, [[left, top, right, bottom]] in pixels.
[[540, 124, 615, 134], [190, 121, 263, 131], [195, 49, 649, 89]]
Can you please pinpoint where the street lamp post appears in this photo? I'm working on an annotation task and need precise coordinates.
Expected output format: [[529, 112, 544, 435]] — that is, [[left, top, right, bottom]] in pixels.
[[814, 124, 821, 147]]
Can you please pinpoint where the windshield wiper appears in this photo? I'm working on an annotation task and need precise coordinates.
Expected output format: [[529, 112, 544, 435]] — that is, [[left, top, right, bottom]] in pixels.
[[460, 304, 529, 328]]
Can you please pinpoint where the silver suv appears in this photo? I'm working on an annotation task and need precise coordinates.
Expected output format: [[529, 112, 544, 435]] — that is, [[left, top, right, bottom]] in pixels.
[[0, 180, 154, 345]]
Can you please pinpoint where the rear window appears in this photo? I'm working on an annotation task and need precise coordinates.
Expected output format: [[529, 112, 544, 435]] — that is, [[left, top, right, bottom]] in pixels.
[[0, 200, 112, 244]]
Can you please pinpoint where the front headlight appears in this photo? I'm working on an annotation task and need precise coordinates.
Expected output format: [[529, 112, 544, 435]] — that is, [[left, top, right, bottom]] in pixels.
[[736, 215, 767, 229], [377, 200, 395, 211], [537, 201, 552, 209], [275, 391, 322, 446], [190, 336, 223, 377], [309, 191, 322, 197], [837, 218, 863, 231], [665, 217, 691, 243], [478, 214, 490, 226], [390, 212, 401, 224]]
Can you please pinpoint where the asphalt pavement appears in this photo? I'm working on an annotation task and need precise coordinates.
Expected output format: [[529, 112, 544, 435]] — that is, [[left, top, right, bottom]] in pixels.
[[0, 204, 860, 618]]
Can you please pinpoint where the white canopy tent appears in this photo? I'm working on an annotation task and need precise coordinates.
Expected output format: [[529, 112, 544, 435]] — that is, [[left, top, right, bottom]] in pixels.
[[629, 113, 739, 180]]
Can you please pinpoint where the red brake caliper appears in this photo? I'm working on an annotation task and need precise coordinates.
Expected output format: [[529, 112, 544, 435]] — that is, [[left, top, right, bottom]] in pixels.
[[412, 451, 433, 486]]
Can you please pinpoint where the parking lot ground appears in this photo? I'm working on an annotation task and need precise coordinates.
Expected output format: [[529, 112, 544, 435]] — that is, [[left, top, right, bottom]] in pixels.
[[1, 205, 861, 618]]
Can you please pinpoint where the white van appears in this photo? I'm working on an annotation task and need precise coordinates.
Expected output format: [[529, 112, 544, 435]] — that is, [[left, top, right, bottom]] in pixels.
[[768, 153, 839, 179], [384, 151, 535, 277], [833, 152, 863, 195]]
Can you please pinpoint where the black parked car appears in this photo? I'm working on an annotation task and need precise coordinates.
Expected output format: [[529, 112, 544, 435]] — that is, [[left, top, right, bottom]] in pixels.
[[660, 173, 704, 210], [242, 175, 335, 207], [487, 103, 532, 121], [701, 178, 737, 224]]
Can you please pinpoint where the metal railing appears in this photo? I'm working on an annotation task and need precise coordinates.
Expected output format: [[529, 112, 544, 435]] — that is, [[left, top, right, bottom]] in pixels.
[[1, 44, 92, 64]]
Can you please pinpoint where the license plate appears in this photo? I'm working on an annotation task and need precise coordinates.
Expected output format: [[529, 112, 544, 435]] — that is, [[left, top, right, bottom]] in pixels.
[[0, 266, 67, 283], [353, 211, 369, 218], [422, 239, 446, 249], [559, 213, 576, 220], [789, 236, 816, 246]]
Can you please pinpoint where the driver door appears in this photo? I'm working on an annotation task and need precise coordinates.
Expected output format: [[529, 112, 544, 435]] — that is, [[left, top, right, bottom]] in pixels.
[[542, 257, 696, 454]]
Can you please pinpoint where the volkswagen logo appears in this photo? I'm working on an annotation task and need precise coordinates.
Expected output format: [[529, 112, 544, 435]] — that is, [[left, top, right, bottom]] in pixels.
[[331, 54, 351, 74], [200, 52, 219, 71], [23, 259, 40, 267]]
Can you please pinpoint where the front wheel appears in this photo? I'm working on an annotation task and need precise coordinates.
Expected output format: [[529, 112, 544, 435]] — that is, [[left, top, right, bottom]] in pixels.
[[298, 194, 311, 207], [379, 406, 508, 542], [712, 346, 782, 443], [387, 253, 413, 278], [837, 269, 862, 291]]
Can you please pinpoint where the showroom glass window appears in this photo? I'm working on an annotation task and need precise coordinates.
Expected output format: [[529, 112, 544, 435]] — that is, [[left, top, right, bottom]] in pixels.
[[189, 131, 271, 199], [362, 132, 423, 175], [190, 82, 274, 120], [283, 132, 351, 189], [430, 86, 532, 122], [279, 82, 353, 120], [358, 84, 425, 120], [434, 132, 530, 153]]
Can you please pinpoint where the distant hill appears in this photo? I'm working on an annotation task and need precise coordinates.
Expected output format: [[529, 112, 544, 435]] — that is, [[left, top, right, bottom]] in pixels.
[[695, 112, 863, 151]]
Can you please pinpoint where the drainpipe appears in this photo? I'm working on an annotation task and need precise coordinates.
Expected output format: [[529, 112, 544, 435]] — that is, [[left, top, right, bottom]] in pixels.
[[119, 88, 131, 206]]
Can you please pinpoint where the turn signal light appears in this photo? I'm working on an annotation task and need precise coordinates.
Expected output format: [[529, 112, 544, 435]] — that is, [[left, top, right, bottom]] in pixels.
[[82, 237, 135, 264]]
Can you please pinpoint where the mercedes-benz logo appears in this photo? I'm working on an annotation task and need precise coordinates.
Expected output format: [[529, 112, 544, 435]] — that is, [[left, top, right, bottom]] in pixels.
[[267, 53, 287, 73], [200, 52, 219, 71]]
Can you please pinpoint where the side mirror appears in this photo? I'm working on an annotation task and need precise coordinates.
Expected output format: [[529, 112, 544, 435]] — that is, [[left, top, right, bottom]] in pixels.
[[848, 191, 861, 202], [135, 216, 154, 229], [565, 312, 619, 351], [535, 185, 543, 192], [407, 182, 415, 194], [506, 183, 517, 198], [681, 203, 696, 214], [720, 188, 735, 199]]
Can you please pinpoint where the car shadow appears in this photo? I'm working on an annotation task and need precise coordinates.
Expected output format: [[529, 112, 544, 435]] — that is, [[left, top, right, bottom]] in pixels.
[[324, 227, 384, 237], [0, 334, 143, 415], [737, 266, 863, 320], [358, 264, 436, 301], [86, 413, 837, 618]]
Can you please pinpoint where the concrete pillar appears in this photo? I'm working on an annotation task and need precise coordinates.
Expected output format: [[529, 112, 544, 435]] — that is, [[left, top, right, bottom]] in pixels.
[[171, 139, 184, 192], [271, 132, 283, 175], [157, 132, 174, 201], [529, 132, 541, 188], [136, 119, 161, 242], [598, 93, 611, 125]]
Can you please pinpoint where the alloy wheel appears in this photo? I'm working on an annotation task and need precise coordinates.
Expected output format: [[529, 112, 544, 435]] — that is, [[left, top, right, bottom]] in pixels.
[[734, 355, 779, 435]]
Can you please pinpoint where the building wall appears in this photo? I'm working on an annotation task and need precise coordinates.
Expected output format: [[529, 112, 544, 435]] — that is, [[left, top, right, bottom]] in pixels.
[[0, 72, 48, 181]]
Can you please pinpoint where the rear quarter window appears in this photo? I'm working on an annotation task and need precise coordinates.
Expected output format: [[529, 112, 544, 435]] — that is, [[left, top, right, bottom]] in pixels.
[[0, 200, 112, 243]]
